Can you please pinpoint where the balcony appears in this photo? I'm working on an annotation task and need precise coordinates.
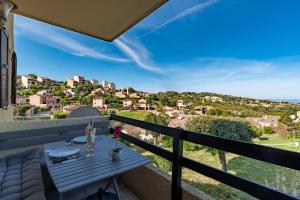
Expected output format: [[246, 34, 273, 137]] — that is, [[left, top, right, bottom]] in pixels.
[[0, 115, 299, 200]]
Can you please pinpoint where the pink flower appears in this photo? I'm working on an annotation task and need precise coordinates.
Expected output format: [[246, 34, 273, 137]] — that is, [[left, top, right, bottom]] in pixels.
[[114, 126, 122, 138]]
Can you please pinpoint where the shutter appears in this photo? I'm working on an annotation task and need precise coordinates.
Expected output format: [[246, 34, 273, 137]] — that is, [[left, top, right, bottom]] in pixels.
[[0, 28, 9, 108], [11, 52, 17, 104]]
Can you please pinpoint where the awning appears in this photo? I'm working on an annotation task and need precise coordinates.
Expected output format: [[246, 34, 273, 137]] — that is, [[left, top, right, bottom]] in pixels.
[[11, 0, 167, 41]]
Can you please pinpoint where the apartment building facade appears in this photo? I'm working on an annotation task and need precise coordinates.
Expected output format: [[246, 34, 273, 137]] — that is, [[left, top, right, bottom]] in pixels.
[[93, 98, 108, 110], [21, 75, 39, 88], [29, 94, 60, 109], [37, 76, 55, 87]]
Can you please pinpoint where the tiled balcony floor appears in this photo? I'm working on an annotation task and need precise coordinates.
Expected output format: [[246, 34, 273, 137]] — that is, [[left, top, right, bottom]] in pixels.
[[45, 178, 139, 200]]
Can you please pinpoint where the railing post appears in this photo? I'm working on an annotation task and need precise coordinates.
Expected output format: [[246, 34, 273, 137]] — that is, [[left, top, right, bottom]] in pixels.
[[171, 129, 183, 200]]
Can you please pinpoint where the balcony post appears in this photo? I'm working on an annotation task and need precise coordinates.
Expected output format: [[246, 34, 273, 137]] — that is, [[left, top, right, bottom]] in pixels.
[[171, 129, 183, 200]]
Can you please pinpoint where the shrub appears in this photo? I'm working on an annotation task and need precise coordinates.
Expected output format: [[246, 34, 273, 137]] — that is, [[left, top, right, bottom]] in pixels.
[[101, 110, 109, 115], [161, 136, 172, 148], [108, 109, 117, 115], [53, 111, 68, 119], [263, 126, 273, 134], [251, 126, 263, 138], [258, 137, 269, 140], [183, 141, 201, 151], [16, 105, 31, 116], [153, 155, 172, 172]]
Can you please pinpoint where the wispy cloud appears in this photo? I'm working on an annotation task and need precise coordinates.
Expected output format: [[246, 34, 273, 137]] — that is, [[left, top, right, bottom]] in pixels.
[[15, 17, 130, 63], [139, 0, 218, 38], [114, 36, 161, 72], [158, 57, 276, 89]]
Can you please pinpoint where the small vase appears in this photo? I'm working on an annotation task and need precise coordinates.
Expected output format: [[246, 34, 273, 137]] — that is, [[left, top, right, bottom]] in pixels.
[[110, 150, 120, 161]]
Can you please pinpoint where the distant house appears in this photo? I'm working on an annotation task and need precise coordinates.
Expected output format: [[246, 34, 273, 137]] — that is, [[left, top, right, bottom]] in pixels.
[[93, 98, 108, 110], [67, 75, 91, 88], [123, 99, 133, 109], [130, 93, 140, 98], [36, 90, 51, 96], [121, 87, 133, 96], [108, 83, 116, 91], [67, 79, 78, 88], [63, 89, 75, 97], [139, 132, 154, 141], [292, 111, 300, 123], [102, 81, 116, 91], [91, 88, 105, 96], [21, 75, 39, 88], [176, 100, 185, 109], [73, 75, 85, 85], [89, 79, 99, 86], [203, 96, 223, 102], [62, 104, 79, 114], [29, 94, 60, 109], [247, 115, 280, 128], [16, 95, 28, 105], [37, 76, 55, 87], [164, 106, 180, 118], [138, 99, 147, 110], [115, 91, 126, 98], [168, 114, 193, 129], [194, 106, 212, 115]]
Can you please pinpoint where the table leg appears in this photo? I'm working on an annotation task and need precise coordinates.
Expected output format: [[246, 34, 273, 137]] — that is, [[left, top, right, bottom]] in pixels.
[[112, 176, 121, 200], [103, 179, 113, 192], [58, 193, 63, 200]]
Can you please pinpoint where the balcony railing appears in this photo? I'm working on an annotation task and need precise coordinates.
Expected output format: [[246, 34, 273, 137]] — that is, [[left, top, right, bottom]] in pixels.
[[110, 114, 300, 200], [0, 115, 300, 200]]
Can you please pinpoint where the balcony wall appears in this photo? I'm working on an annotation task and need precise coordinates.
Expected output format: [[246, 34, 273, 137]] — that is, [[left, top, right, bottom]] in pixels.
[[0, 116, 110, 158], [0, 116, 110, 132], [120, 165, 213, 200]]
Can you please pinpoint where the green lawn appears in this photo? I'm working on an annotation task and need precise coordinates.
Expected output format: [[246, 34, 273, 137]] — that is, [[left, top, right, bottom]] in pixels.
[[256, 134, 300, 152], [135, 134, 300, 200], [116, 111, 150, 121]]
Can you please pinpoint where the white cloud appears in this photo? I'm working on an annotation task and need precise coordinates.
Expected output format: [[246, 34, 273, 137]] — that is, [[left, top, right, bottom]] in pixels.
[[15, 16, 130, 63], [114, 36, 161, 72], [139, 0, 218, 38], [153, 56, 300, 98]]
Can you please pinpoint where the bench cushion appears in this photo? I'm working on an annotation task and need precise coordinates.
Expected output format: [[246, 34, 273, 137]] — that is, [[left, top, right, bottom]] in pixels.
[[0, 150, 46, 200]]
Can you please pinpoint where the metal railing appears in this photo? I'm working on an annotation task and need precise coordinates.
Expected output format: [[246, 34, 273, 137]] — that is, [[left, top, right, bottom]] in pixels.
[[111, 114, 300, 200]]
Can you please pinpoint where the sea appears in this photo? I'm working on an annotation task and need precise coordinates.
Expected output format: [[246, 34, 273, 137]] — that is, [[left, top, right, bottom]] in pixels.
[[269, 99, 300, 104]]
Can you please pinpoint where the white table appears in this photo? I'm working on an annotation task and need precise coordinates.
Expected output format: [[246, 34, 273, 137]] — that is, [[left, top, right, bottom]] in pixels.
[[44, 135, 150, 199]]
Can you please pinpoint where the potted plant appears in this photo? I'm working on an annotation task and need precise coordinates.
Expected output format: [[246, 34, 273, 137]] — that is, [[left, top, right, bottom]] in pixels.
[[110, 126, 122, 160]]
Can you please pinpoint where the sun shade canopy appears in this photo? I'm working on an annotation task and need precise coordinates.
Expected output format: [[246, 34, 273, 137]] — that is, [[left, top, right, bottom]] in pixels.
[[11, 0, 167, 41]]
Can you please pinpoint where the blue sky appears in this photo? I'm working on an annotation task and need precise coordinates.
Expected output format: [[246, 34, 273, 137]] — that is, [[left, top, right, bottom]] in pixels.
[[15, 0, 300, 99]]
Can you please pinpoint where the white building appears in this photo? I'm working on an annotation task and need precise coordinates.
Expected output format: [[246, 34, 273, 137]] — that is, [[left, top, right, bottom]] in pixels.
[[21, 75, 39, 88], [93, 98, 108, 110], [102, 81, 116, 91], [176, 100, 185, 109], [89, 79, 99, 86], [203, 96, 224, 102]]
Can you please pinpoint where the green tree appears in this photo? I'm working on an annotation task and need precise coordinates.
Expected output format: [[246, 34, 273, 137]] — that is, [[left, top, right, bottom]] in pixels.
[[206, 108, 234, 117], [144, 113, 170, 145], [279, 114, 294, 128], [28, 74, 37, 79], [185, 116, 255, 172], [53, 111, 68, 119], [15, 105, 31, 116], [279, 113, 297, 138]]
